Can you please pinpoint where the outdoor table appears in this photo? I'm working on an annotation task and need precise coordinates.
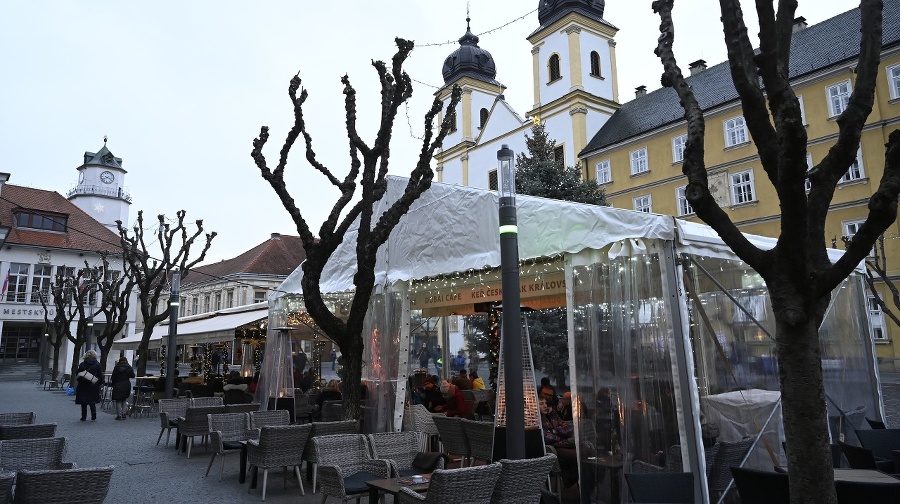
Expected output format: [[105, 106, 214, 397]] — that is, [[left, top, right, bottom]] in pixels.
[[584, 453, 624, 503], [833, 468, 900, 484], [365, 474, 431, 502], [129, 376, 159, 417]]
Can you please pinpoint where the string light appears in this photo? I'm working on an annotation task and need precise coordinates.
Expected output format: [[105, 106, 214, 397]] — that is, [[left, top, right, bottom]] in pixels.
[[415, 8, 537, 47]]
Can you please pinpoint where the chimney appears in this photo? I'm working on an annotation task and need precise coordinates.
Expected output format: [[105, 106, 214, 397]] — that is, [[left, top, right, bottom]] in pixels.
[[635, 85, 647, 98], [689, 59, 707, 76], [792, 16, 808, 33], [270, 232, 281, 240]]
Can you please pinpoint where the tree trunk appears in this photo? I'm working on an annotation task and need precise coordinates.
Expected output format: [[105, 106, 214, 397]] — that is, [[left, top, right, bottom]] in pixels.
[[776, 307, 837, 504], [135, 325, 155, 377], [340, 335, 364, 421], [69, 342, 83, 388], [51, 344, 60, 383]]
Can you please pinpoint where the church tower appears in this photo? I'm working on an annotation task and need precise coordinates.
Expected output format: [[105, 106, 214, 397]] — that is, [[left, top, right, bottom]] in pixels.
[[67, 138, 131, 233], [528, 0, 619, 174]]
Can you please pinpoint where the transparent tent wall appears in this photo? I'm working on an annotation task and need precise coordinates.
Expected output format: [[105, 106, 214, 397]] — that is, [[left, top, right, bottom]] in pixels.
[[570, 252, 683, 504], [361, 289, 404, 434]]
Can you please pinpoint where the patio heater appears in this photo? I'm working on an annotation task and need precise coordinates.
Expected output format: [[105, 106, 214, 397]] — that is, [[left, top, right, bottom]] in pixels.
[[496, 144, 525, 460], [165, 269, 180, 399]]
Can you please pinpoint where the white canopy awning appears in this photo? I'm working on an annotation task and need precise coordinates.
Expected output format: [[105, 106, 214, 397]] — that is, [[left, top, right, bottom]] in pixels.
[[112, 304, 268, 350]]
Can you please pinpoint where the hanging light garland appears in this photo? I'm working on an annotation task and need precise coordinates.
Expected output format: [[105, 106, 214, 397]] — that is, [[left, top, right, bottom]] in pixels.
[[488, 305, 500, 391], [221, 343, 230, 375]]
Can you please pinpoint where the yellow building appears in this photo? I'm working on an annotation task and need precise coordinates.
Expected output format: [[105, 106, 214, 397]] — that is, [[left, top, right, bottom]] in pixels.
[[580, 6, 900, 371]]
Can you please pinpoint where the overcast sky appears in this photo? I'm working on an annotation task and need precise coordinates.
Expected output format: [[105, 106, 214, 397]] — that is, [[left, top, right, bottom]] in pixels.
[[0, 0, 859, 263]]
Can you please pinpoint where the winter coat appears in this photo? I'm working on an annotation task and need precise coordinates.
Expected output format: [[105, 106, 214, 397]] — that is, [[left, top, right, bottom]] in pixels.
[[75, 357, 104, 405], [110, 361, 136, 401]]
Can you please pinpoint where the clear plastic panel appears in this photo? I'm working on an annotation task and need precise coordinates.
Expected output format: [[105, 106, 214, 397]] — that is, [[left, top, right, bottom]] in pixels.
[[361, 290, 404, 433], [571, 253, 682, 504]]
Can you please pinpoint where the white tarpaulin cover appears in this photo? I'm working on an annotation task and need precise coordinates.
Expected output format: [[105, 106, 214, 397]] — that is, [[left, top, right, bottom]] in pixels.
[[275, 176, 676, 298], [112, 303, 268, 350]]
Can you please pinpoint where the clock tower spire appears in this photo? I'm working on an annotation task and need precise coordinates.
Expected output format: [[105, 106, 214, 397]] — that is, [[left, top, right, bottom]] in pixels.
[[67, 139, 132, 233]]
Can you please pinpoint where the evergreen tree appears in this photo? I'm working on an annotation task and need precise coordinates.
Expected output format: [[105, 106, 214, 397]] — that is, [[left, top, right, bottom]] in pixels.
[[515, 122, 606, 205]]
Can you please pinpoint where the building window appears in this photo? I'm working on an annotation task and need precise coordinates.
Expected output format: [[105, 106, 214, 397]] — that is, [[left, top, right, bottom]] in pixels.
[[226, 289, 234, 309], [192, 297, 198, 315], [840, 148, 865, 183], [797, 95, 808, 126], [488, 169, 498, 191], [724, 115, 748, 147], [730, 169, 755, 205], [448, 111, 457, 133], [595, 159, 611, 184], [867, 295, 887, 340], [203, 294, 211, 313], [633, 194, 652, 213], [13, 211, 67, 232], [842, 219, 874, 257], [630, 147, 649, 175], [889, 64, 900, 100], [553, 145, 565, 168], [479, 108, 489, 129], [676, 186, 694, 216], [672, 134, 687, 163], [214, 292, 222, 311], [548, 54, 562, 82], [805, 152, 814, 192], [180, 297, 186, 317], [826, 80, 851, 117], [5, 263, 29, 303], [589, 51, 601, 77], [30, 265, 52, 303], [254, 290, 267, 304]]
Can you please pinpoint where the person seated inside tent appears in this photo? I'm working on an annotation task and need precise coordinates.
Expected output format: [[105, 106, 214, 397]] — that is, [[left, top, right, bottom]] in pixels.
[[541, 394, 581, 489], [416, 376, 445, 412], [451, 369, 472, 390], [317, 380, 342, 408], [435, 380, 465, 417]]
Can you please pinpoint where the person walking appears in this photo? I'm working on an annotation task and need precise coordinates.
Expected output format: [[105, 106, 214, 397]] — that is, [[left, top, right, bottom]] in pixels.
[[330, 349, 337, 371], [75, 350, 104, 421], [110, 357, 135, 420], [417, 343, 430, 371]]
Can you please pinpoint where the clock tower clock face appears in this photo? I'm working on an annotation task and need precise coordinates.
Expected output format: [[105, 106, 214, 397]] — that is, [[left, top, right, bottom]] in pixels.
[[100, 171, 115, 184]]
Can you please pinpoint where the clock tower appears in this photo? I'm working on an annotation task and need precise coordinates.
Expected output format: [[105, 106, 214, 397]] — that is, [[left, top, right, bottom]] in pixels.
[[67, 138, 132, 233]]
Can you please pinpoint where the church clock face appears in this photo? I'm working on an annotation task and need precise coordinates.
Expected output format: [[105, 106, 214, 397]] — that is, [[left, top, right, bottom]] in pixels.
[[100, 171, 115, 184]]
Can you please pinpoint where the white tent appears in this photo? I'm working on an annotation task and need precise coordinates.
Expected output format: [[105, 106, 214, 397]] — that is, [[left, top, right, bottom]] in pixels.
[[113, 303, 269, 350]]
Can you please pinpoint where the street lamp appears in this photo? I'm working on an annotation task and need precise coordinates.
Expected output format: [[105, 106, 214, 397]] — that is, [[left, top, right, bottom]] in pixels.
[[165, 269, 181, 399], [497, 144, 525, 460]]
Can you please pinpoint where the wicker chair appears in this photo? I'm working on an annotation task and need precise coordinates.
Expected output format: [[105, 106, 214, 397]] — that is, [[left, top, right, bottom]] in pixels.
[[319, 400, 343, 422], [838, 441, 896, 472], [404, 404, 440, 451], [206, 413, 258, 481], [729, 467, 790, 504], [0, 437, 74, 471], [157, 398, 190, 447], [247, 424, 312, 501], [225, 403, 261, 414], [855, 428, 900, 462], [250, 410, 290, 430], [0, 471, 13, 504], [302, 420, 359, 493], [12, 465, 113, 504], [293, 392, 314, 424], [491, 454, 557, 504], [461, 419, 494, 465], [0, 423, 56, 441], [707, 437, 754, 499], [191, 396, 224, 407], [397, 463, 502, 504], [432, 415, 470, 467], [367, 431, 443, 478], [625, 471, 695, 503], [0, 413, 35, 426], [314, 434, 391, 504], [178, 405, 225, 458]]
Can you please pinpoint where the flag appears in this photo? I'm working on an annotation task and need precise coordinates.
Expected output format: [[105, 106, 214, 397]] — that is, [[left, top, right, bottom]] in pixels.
[[0, 271, 8, 298]]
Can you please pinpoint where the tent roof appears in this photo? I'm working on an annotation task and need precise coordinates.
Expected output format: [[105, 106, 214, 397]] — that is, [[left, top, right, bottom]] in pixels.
[[113, 303, 269, 350]]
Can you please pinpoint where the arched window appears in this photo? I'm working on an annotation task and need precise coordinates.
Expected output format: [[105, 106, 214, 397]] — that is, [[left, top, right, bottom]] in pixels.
[[479, 108, 489, 129], [590, 51, 601, 77], [449, 112, 457, 133], [548, 54, 561, 82]]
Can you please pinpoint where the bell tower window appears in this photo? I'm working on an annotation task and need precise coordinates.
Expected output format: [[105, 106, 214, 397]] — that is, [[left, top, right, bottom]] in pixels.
[[548, 54, 562, 83], [479, 108, 489, 129], [590, 51, 602, 77]]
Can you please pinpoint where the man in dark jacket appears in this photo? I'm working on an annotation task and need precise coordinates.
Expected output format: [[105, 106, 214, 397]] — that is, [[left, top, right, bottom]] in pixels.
[[75, 350, 104, 421], [110, 357, 135, 420]]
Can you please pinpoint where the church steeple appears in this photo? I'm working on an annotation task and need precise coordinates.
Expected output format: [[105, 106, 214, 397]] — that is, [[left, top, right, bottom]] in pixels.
[[537, 0, 606, 27], [67, 139, 131, 232]]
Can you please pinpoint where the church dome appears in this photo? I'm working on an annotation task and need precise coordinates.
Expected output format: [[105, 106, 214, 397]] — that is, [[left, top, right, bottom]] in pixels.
[[538, 0, 606, 26], [441, 18, 498, 85]]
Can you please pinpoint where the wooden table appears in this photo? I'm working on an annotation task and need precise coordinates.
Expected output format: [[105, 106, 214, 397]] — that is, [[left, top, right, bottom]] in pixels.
[[365, 474, 431, 502]]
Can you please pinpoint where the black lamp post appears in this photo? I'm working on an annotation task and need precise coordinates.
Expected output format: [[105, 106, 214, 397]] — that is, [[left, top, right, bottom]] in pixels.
[[165, 270, 181, 399], [497, 144, 525, 459]]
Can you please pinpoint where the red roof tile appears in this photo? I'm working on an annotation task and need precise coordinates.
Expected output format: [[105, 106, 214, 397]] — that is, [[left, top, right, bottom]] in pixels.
[[186, 234, 306, 286], [0, 184, 122, 252]]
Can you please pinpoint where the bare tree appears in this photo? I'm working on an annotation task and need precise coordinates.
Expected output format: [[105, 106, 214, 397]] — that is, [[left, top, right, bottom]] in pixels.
[[652, 1, 899, 502], [90, 252, 136, 369], [40, 266, 79, 385], [252, 38, 461, 420], [117, 211, 216, 376]]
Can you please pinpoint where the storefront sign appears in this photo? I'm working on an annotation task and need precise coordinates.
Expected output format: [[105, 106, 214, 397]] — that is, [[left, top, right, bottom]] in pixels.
[[0, 305, 56, 320], [412, 273, 566, 309]]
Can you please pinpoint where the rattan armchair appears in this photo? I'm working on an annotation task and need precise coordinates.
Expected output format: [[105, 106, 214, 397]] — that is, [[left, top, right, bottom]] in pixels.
[[314, 434, 391, 503], [396, 463, 502, 504], [461, 419, 494, 465], [707, 437, 754, 499], [0, 471, 13, 504], [178, 405, 225, 458], [206, 413, 258, 481], [319, 400, 343, 422], [0, 437, 74, 471], [225, 403, 261, 414], [247, 424, 312, 501], [432, 415, 470, 467], [0, 423, 56, 441], [0, 413, 34, 426], [190, 396, 224, 407], [11, 465, 113, 504], [157, 398, 190, 447], [250, 410, 290, 430], [302, 420, 358, 493], [367, 431, 443, 478], [491, 454, 557, 504]]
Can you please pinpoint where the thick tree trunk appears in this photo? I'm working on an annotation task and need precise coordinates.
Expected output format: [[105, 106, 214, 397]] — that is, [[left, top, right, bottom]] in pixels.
[[340, 336, 364, 421], [775, 303, 837, 504], [69, 342, 83, 388]]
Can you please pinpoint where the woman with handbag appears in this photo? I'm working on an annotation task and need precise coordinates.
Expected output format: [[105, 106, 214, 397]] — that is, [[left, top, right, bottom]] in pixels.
[[110, 357, 135, 420], [75, 350, 103, 421]]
